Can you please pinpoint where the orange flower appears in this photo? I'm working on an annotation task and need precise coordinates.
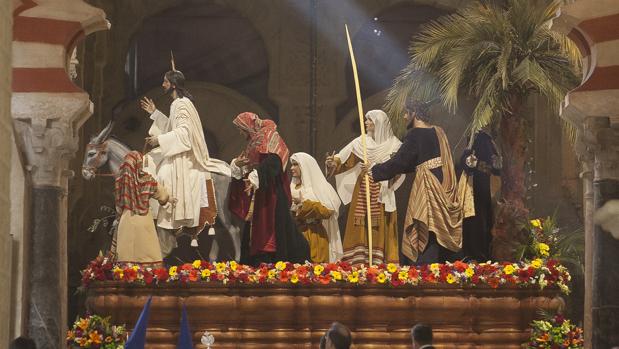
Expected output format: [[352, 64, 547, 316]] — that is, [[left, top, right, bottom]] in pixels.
[[77, 336, 88, 346], [188, 270, 199, 282], [77, 318, 89, 331], [89, 330, 102, 344]]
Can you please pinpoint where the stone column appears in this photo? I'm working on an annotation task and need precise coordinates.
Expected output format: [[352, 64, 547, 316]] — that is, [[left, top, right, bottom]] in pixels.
[[575, 130, 595, 348], [12, 2, 108, 348], [589, 116, 619, 348], [12, 94, 94, 349]]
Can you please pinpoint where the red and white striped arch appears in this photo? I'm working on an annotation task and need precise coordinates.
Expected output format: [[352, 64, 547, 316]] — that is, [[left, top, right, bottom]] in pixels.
[[556, 1, 619, 120], [12, 0, 109, 94]]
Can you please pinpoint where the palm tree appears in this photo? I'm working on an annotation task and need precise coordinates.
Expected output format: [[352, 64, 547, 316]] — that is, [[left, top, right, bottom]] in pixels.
[[384, 0, 581, 259]]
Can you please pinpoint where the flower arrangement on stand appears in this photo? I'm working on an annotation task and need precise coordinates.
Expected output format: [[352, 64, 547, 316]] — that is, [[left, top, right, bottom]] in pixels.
[[66, 314, 127, 349], [524, 313, 583, 349]]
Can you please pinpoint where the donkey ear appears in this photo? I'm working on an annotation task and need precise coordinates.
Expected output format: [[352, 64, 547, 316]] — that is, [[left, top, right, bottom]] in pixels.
[[93, 121, 115, 143]]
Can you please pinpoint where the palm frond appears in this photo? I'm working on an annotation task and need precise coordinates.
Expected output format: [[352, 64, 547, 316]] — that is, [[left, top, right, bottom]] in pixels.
[[383, 68, 441, 137], [386, 0, 581, 139]]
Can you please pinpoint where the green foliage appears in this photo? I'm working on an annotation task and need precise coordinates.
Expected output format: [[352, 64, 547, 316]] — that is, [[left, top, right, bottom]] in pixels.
[[384, 0, 581, 136]]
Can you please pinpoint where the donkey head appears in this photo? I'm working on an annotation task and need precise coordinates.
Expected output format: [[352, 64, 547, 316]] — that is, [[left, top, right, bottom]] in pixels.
[[82, 121, 114, 180]]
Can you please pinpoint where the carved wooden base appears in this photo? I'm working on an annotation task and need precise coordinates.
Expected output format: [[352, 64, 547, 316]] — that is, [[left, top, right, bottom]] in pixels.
[[86, 283, 564, 348]]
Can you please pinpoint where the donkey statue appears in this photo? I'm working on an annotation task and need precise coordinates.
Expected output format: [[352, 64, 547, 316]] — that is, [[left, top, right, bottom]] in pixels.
[[81, 121, 243, 261]]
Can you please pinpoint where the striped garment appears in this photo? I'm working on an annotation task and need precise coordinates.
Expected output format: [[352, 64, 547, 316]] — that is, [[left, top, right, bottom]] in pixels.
[[353, 175, 381, 225], [114, 151, 158, 216]]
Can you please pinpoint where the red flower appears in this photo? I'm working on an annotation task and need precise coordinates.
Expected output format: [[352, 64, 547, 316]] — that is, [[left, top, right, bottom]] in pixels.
[[408, 268, 419, 279], [239, 272, 250, 282], [546, 259, 558, 269], [279, 271, 290, 283], [143, 270, 154, 285], [188, 270, 199, 282], [318, 275, 331, 284], [487, 277, 500, 288], [180, 263, 193, 272], [124, 268, 137, 282], [339, 261, 352, 272], [390, 273, 403, 287], [423, 274, 436, 283], [297, 266, 309, 277], [153, 268, 168, 282], [453, 261, 468, 272]]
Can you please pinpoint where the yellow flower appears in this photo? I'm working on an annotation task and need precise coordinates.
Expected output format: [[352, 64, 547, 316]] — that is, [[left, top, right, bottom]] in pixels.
[[387, 263, 398, 273], [330, 271, 342, 280], [112, 266, 123, 279], [430, 263, 440, 273], [291, 274, 299, 284], [230, 261, 238, 271], [465, 268, 475, 278], [347, 271, 359, 283], [267, 270, 276, 279], [503, 264, 515, 275], [446, 273, 456, 284], [192, 260, 201, 269], [275, 261, 286, 271], [536, 243, 550, 257], [132, 265, 139, 272], [377, 273, 387, 283], [201, 269, 211, 278], [216, 262, 226, 273], [398, 271, 408, 281], [531, 219, 542, 228], [530, 259, 542, 269], [314, 265, 325, 275], [169, 266, 178, 276]]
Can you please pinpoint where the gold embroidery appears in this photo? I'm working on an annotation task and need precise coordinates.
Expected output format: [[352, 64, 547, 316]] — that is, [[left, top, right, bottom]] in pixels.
[[416, 157, 442, 171]]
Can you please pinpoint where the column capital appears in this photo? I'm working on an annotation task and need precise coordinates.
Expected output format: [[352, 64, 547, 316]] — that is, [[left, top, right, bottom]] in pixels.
[[584, 117, 619, 181], [11, 92, 93, 189]]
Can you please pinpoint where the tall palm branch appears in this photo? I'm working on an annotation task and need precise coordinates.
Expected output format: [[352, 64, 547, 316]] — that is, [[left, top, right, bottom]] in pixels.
[[384, 0, 581, 259]]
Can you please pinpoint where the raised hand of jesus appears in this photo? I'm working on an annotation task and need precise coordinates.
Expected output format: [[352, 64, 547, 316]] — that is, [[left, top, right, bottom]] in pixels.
[[140, 97, 156, 114]]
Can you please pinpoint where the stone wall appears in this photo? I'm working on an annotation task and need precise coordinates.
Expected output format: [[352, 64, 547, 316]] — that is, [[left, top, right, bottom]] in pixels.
[[0, 0, 13, 346]]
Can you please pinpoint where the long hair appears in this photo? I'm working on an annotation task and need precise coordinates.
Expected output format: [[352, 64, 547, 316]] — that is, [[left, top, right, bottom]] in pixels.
[[165, 70, 193, 100]]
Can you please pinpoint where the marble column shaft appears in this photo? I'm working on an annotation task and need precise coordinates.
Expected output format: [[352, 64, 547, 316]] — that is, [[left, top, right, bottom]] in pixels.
[[27, 187, 63, 349]]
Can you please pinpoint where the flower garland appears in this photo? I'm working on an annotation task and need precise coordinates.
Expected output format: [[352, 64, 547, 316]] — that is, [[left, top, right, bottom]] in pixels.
[[66, 314, 127, 349], [525, 314, 583, 349], [80, 255, 571, 293]]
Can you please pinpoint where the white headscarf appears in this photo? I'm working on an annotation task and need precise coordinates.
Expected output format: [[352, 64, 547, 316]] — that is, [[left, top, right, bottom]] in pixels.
[[335, 110, 404, 212], [290, 152, 343, 262]]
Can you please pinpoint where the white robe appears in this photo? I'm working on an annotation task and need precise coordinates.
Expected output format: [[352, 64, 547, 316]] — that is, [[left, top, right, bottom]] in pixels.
[[147, 97, 211, 229]]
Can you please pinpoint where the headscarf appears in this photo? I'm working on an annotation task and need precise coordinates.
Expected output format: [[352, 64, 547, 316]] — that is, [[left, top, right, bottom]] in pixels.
[[233, 112, 290, 167], [290, 152, 343, 262], [335, 110, 404, 211], [114, 151, 158, 215]]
